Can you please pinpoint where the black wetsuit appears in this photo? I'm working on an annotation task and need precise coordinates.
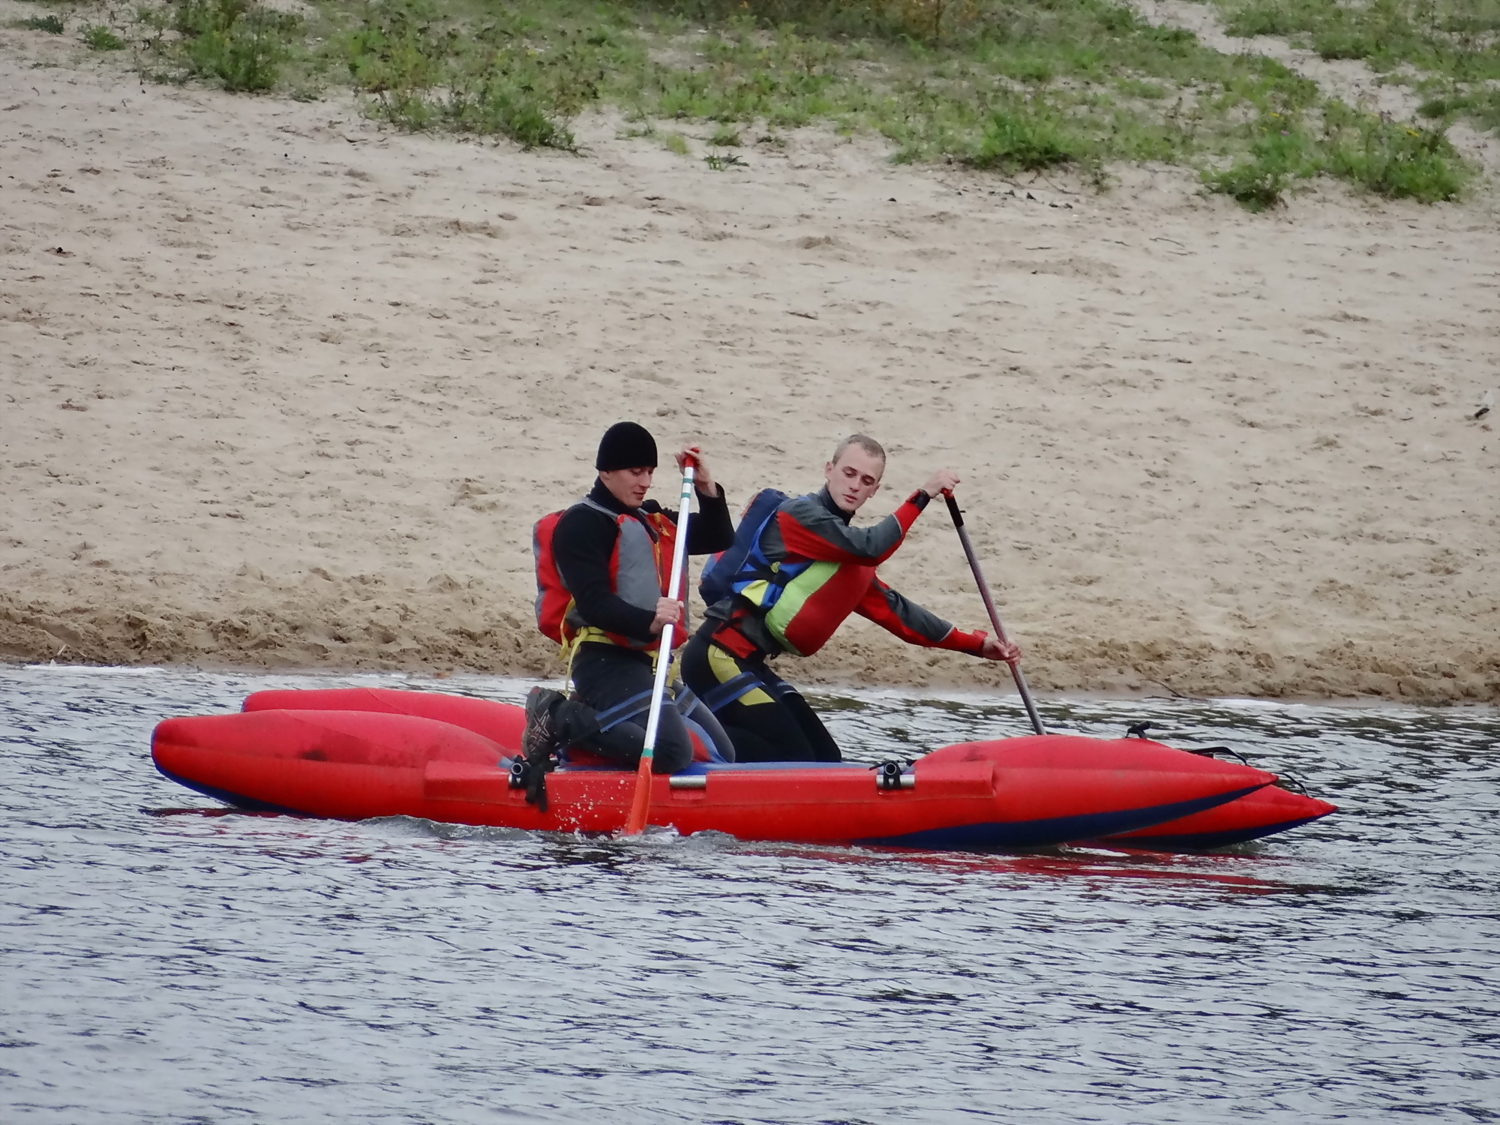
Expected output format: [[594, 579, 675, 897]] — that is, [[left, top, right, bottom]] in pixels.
[[551, 478, 735, 772]]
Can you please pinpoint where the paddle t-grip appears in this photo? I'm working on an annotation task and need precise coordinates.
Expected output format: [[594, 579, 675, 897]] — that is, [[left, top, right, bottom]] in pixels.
[[944, 490, 964, 529]]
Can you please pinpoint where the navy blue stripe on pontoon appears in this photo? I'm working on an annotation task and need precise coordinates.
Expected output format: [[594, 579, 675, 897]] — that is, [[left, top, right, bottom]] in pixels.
[[853, 784, 1269, 850], [1088, 813, 1328, 851]]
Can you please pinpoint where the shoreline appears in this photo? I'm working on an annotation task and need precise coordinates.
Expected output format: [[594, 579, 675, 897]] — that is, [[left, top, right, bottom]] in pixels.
[[2, 583, 1494, 705], [9, 654, 1498, 714], [3, 50, 1496, 708]]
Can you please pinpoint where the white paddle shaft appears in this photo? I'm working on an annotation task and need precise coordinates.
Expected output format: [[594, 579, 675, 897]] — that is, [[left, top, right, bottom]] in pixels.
[[638, 463, 696, 762]]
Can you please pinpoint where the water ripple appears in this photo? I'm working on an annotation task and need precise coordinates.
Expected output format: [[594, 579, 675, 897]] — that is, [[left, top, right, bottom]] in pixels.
[[1, 667, 1497, 1123]]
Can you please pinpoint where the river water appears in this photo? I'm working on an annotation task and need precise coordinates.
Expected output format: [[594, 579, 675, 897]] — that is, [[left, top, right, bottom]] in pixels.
[[2, 665, 1497, 1124]]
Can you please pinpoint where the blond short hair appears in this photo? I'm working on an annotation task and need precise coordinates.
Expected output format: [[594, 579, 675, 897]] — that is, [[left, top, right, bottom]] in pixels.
[[830, 433, 886, 467]]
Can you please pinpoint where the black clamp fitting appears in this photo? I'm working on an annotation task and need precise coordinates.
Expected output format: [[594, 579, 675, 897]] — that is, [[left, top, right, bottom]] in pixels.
[[873, 760, 907, 790]]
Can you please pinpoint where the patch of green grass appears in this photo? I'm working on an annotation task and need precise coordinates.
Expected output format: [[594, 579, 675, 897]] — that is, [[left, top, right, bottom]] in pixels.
[[82, 24, 127, 50], [703, 150, 746, 168], [1222, 1, 1303, 39], [88, 0, 1475, 208], [1116, 77, 1169, 99], [646, 0, 977, 42], [967, 99, 1097, 173], [1321, 101, 1469, 201], [1419, 86, 1500, 131], [1202, 112, 1318, 208], [609, 1, 1338, 180], [133, 0, 301, 92], [1214, 0, 1500, 135], [444, 79, 577, 149], [1203, 101, 1469, 206], [19, 14, 66, 32], [335, 0, 591, 148]]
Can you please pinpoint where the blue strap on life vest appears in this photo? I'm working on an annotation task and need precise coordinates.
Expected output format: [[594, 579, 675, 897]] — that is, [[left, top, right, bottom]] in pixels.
[[592, 684, 707, 734], [698, 488, 789, 608], [581, 686, 734, 763], [593, 689, 655, 733], [673, 684, 701, 714], [699, 671, 763, 714]]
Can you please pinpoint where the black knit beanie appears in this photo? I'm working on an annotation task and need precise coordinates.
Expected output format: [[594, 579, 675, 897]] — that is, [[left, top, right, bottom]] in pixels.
[[596, 421, 658, 472]]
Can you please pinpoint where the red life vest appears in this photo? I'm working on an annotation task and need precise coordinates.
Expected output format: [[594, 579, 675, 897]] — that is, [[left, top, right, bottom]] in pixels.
[[533, 498, 681, 653]]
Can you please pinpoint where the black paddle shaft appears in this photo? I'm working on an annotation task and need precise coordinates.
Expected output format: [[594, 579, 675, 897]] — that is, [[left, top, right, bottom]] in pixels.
[[944, 493, 1046, 736]]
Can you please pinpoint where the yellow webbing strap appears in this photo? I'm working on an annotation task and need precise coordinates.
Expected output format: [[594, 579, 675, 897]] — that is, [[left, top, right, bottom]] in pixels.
[[560, 626, 677, 686]]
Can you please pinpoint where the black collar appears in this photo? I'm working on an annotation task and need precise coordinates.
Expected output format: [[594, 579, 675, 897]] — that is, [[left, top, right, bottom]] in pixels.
[[589, 479, 660, 534], [816, 486, 854, 525], [589, 478, 641, 515]]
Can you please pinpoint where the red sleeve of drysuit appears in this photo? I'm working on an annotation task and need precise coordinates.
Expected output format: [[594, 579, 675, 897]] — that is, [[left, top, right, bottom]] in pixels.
[[853, 576, 988, 653]]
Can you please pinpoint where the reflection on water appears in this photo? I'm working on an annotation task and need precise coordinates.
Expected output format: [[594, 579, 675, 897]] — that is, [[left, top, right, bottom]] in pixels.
[[1, 666, 1497, 1124]]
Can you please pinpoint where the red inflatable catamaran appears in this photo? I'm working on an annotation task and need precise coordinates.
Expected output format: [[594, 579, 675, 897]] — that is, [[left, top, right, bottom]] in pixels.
[[150, 688, 1335, 852]]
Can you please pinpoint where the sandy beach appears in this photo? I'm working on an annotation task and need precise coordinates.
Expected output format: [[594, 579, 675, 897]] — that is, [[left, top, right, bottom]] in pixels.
[[2, 23, 1497, 703]]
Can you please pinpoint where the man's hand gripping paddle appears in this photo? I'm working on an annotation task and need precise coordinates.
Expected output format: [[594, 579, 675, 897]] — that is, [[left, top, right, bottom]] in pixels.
[[944, 491, 1046, 736], [623, 457, 697, 836]]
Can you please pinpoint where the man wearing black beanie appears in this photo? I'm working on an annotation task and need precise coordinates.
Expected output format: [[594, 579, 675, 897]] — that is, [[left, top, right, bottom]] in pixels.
[[526, 422, 737, 777], [594, 420, 659, 475]]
